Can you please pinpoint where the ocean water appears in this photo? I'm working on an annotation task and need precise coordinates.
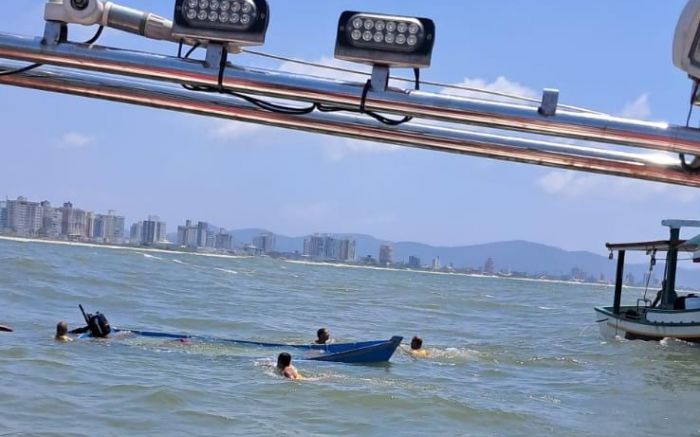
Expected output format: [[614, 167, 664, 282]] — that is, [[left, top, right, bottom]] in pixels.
[[1, 238, 699, 436]]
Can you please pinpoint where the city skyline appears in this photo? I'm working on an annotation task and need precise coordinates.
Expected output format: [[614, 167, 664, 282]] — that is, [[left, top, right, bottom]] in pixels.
[[2, 1, 699, 255], [4, 193, 692, 286]]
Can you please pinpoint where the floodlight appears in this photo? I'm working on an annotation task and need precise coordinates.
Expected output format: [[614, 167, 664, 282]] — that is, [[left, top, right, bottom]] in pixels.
[[171, 0, 269, 46], [334, 11, 435, 69], [673, 0, 700, 80]]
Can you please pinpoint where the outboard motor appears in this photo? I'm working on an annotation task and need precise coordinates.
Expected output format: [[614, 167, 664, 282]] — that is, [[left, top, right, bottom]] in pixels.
[[78, 304, 111, 338], [87, 312, 111, 338]]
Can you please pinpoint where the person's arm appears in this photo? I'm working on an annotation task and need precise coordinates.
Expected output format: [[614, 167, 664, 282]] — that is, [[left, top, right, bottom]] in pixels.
[[69, 325, 89, 334]]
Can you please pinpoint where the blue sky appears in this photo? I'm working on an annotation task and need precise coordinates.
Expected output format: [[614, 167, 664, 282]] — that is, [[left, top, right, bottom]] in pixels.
[[1, 1, 699, 253]]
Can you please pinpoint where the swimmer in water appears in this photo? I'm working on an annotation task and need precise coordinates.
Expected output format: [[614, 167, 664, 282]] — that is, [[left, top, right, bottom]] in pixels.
[[55, 321, 72, 342], [315, 328, 332, 345], [408, 336, 428, 358], [276, 352, 301, 380]]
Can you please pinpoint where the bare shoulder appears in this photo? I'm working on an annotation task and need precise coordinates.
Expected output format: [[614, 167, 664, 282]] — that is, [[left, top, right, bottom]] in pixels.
[[283, 366, 302, 380]]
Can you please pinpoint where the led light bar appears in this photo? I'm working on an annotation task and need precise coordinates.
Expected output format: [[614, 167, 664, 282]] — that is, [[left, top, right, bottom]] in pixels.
[[172, 0, 269, 46], [335, 11, 435, 68]]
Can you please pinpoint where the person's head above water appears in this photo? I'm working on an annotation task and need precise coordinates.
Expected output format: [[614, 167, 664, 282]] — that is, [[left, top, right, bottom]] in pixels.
[[410, 336, 423, 350], [56, 321, 68, 338], [277, 352, 292, 370], [316, 328, 330, 344]]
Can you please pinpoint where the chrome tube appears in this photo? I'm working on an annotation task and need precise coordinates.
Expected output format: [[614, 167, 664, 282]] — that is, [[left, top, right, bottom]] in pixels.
[[0, 32, 698, 156], [2, 62, 699, 188]]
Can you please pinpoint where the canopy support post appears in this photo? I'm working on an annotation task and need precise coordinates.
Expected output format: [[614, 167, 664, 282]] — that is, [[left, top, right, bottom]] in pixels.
[[613, 250, 625, 315], [663, 227, 680, 308]]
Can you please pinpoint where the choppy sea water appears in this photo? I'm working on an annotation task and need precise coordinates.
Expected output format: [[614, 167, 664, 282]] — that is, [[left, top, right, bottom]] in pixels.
[[1, 238, 700, 436]]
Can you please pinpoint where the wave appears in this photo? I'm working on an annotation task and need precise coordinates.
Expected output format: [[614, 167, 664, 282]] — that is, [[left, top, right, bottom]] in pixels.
[[214, 268, 238, 275]]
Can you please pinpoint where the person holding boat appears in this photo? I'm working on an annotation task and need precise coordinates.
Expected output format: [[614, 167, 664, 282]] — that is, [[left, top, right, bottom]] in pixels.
[[276, 352, 301, 380], [69, 307, 111, 338], [407, 336, 429, 358], [652, 280, 667, 308], [55, 321, 72, 342], [315, 328, 333, 345]]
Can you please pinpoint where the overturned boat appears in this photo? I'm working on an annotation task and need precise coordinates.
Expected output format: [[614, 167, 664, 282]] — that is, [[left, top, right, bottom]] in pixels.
[[110, 328, 402, 364], [595, 219, 700, 341]]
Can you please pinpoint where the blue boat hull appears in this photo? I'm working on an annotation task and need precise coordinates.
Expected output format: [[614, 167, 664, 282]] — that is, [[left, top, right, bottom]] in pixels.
[[109, 328, 402, 363], [305, 336, 403, 363]]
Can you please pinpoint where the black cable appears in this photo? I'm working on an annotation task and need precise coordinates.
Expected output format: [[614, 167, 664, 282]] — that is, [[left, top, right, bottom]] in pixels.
[[177, 41, 202, 60], [318, 67, 421, 126], [680, 80, 700, 172], [83, 26, 104, 45], [0, 63, 42, 77], [185, 43, 201, 59], [183, 82, 317, 115], [181, 44, 316, 115], [0, 26, 105, 77]]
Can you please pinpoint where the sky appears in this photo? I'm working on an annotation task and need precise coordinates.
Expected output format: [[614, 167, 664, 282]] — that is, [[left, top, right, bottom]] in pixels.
[[1, 0, 699, 253]]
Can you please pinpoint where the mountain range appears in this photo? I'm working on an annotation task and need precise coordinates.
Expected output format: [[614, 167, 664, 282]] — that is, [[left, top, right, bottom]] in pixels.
[[165, 228, 700, 287]]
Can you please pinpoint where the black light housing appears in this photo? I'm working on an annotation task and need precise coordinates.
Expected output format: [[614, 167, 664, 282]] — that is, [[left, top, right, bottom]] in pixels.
[[172, 0, 269, 46], [334, 11, 435, 68]]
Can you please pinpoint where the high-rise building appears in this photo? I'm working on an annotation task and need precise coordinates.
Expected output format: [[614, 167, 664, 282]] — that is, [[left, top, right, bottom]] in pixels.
[[303, 234, 327, 258], [177, 220, 199, 248], [337, 238, 356, 262], [141, 216, 166, 245], [130, 222, 143, 243], [214, 228, 233, 250], [197, 221, 208, 248], [303, 234, 356, 261], [60, 202, 88, 239], [86, 212, 96, 239], [6, 196, 43, 236], [253, 232, 276, 254], [0, 201, 7, 231], [39, 201, 62, 238], [432, 256, 441, 270], [483, 257, 495, 274], [408, 256, 421, 269], [379, 244, 393, 266], [110, 215, 126, 243], [93, 212, 125, 243]]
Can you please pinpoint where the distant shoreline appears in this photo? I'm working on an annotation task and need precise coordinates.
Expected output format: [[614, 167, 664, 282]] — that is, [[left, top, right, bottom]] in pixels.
[[283, 259, 615, 288], [0, 236, 250, 261], [0, 235, 639, 290]]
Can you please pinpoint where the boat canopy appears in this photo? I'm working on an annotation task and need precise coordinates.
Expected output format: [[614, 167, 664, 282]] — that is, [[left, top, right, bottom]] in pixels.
[[605, 239, 699, 252]]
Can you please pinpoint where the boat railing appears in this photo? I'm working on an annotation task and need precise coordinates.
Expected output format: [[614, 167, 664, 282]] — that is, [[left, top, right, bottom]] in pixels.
[[636, 298, 652, 312]]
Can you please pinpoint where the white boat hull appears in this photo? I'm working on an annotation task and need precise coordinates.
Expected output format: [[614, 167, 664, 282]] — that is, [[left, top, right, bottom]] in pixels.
[[595, 306, 700, 341]]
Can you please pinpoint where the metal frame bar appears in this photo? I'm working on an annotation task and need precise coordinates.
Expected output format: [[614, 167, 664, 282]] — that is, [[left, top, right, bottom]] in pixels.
[[3, 62, 700, 187], [1, 32, 700, 157]]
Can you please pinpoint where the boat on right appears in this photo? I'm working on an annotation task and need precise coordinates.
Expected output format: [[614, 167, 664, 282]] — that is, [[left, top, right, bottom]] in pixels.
[[595, 219, 700, 342]]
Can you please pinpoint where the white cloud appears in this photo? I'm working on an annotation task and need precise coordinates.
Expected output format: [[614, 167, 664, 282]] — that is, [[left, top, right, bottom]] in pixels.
[[322, 137, 400, 162], [442, 76, 538, 103], [535, 170, 699, 203], [209, 120, 264, 141], [58, 132, 95, 149], [620, 93, 651, 119]]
